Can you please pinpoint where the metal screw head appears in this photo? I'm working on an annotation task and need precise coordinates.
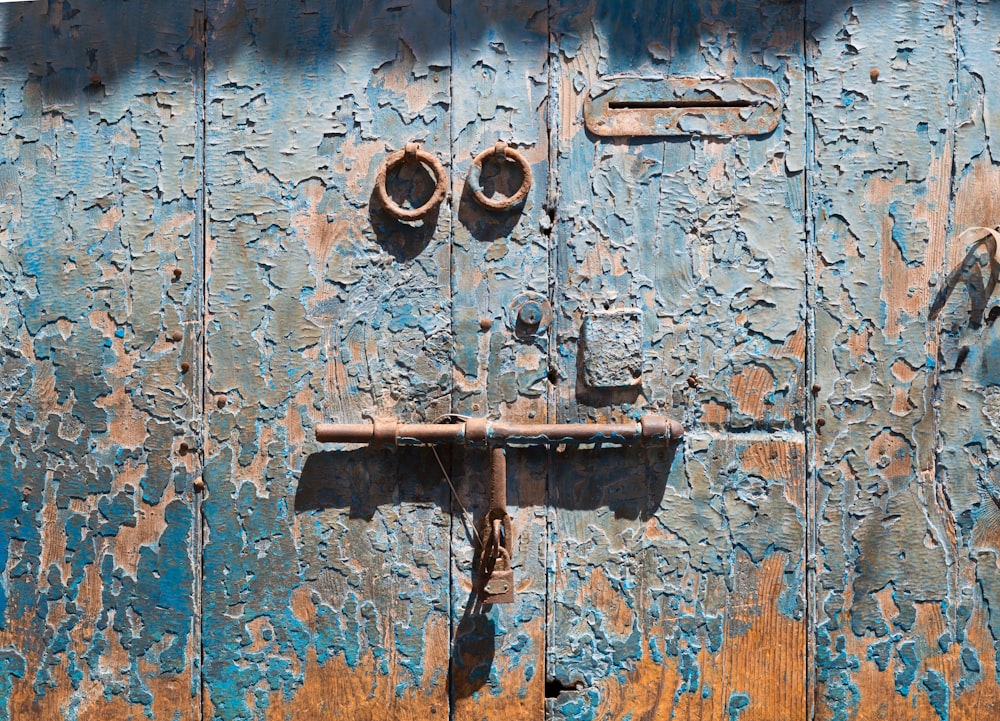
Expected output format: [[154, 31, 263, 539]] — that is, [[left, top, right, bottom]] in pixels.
[[509, 292, 551, 339], [518, 301, 543, 326]]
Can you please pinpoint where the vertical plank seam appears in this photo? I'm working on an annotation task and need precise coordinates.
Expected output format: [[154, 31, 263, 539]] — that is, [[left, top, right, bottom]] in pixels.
[[197, 3, 209, 719], [544, 0, 559, 707], [547, 0, 557, 707], [938, 0, 962, 641], [803, 3, 817, 719], [448, 6, 456, 719]]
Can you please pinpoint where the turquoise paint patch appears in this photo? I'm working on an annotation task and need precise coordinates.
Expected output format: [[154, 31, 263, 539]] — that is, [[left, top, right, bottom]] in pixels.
[[894, 641, 918, 695], [921, 669, 949, 720], [647, 635, 663, 664], [961, 646, 981, 674], [727, 692, 750, 721]]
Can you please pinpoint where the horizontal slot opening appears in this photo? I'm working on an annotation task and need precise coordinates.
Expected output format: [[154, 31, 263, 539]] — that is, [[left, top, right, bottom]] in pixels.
[[608, 99, 754, 109]]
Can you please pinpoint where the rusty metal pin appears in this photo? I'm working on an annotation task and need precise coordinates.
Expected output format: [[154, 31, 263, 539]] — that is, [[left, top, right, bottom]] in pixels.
[[490, 446, 507, 512]]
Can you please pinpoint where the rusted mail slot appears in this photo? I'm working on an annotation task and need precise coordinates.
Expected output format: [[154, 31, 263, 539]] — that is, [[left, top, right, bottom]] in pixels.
[[585, 76, 782, 137]]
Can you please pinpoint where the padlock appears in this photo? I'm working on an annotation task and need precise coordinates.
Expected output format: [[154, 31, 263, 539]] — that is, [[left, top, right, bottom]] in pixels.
[[480, 547, 515, 604], [478, 513, 515, 604]]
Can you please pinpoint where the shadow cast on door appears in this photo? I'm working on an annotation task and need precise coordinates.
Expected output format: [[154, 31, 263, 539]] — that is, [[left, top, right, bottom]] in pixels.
[[294, 442, 678, 698]]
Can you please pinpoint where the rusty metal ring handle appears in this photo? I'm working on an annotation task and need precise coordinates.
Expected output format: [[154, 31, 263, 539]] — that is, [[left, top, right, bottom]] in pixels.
[[375, 143, 448, 222], [467, 141, 533, 211]]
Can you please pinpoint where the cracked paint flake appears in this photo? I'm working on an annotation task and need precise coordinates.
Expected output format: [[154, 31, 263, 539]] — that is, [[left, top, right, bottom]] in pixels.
[[202, 2, 455, 720]]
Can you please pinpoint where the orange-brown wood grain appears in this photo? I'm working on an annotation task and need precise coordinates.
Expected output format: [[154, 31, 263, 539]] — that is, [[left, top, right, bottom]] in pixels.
[[823, 602, 1000, 721], [810, 3, 1000, 719], [587, 554, 804, 721], [3, 610, 196, 721], [262, 644, 450, 721]]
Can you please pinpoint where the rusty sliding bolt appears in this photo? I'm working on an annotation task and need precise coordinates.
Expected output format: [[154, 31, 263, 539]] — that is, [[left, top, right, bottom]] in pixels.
[[314, 414, 683, 605], [315, 414, 683, 448], [479, 447, 514, 604]]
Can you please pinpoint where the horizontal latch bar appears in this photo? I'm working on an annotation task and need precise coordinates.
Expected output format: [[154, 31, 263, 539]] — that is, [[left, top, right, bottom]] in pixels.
[[586, 76, 782, 137], [315, 414, 683, 448]]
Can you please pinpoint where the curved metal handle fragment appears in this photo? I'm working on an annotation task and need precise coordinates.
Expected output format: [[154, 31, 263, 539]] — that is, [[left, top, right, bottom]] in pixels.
[[466, 141, 533, 211], [374, 142, 448, 221]]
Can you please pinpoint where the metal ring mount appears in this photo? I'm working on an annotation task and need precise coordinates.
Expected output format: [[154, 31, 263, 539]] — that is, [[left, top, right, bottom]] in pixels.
[[479, 509, 514, 559], [467, 141, 533, 211], [375, 142, 447, 222]]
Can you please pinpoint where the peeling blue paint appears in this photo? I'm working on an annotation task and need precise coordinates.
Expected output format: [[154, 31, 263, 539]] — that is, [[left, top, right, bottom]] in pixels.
[[1, 0, 201, 716], [921, 669, 949, 720], [727, 692, 750, 721], [3, 1, 998, 718]]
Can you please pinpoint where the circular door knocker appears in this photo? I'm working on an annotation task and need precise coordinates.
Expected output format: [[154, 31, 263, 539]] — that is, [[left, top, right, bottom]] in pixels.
[[375, 142, 448, 222], [467, 141, 532, 211]]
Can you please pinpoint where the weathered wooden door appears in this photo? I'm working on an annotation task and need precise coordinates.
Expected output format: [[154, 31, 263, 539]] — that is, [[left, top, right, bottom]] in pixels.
[[197, 2, 808, 718], [199, 1, 808, 717], [4, 2, 1000, 720]]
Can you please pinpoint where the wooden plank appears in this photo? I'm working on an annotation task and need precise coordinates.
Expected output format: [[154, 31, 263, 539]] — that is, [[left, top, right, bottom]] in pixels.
[[448, 2, 550, 719], [546, 436, 806, 720], [201, 2, 452, 719], [549, 1, 807, 717], [808, 1, 1000, 717], [0, 2, 203, 719]]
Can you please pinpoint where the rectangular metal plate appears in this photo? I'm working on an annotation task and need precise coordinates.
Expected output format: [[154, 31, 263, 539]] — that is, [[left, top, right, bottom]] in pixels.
[[585, 76, 782, 137], [582, 309, 644, 388]]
